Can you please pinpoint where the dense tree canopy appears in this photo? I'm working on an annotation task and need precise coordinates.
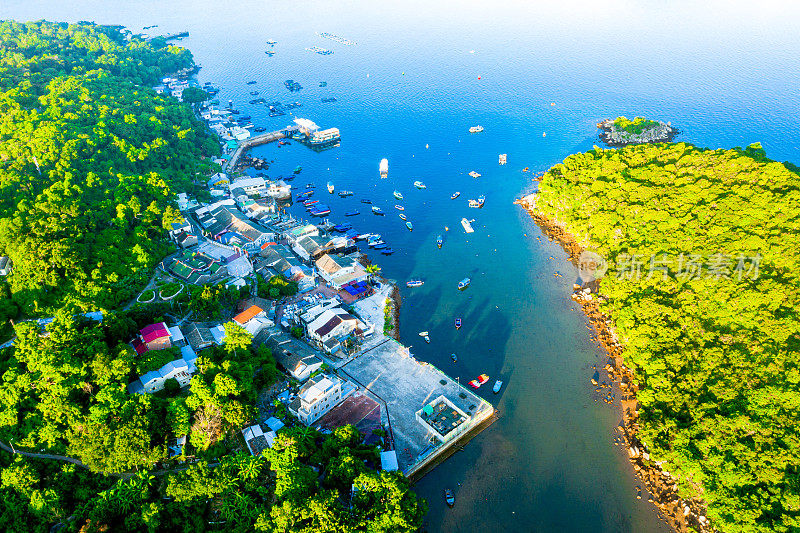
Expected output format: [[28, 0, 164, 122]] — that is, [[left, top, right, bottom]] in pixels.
[[535, 141, 800, 533], [0, 20, 219, 316]]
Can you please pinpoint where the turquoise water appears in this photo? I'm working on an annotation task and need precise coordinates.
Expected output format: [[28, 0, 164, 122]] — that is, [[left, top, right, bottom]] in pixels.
[[4, 1, 800, 531]]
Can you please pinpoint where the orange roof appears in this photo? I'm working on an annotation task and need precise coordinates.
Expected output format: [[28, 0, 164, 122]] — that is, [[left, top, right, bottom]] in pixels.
[[234, 305, 263, 325]]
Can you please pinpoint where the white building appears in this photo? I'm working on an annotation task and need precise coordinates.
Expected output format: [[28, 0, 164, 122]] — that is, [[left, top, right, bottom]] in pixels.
[[290, 374, 347, 425], [208, 172, 230, 188], [307, 308, 362, 351], [229, 177, 267, 196], [231, 126, 251, 141], [315, 254, 368, 289]]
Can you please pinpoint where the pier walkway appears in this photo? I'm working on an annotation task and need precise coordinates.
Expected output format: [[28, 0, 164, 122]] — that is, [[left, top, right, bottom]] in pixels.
[[226, 128, 295, 170]]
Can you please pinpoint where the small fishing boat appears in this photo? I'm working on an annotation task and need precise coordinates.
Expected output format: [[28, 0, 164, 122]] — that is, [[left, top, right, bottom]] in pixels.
[[345, 210, 360, 216], [468, 199, 481, 208], [523, 167, 530, 172], [338, 190, 354, 197], [249, 90, 259, 96], [327, 181, 334, 194], [477, 195, 485, 207], [372, 206, 384, 215], [303, 200, 319, 206], [293, 166, 303, 174], [493, 380, 503, 394], [381, 248, 395, 255], [395, 204, 404, 211], [413, 181, 427, 189], [393, 190, 404, 200], [444, 489, 455, 507], [451, 353, 458, 362], [254, 126, 266, 132], [246, 80, 257, 85], [455, 318, 462, 329], [437, 235, 443, 248], [469, 125, 484, 133], [461, 218, 474, 233], [469, 171, 481, 178], [373, 243, 387, 250], [451, 192, 461, 200], [406, 280, 424, 287], [406, 221, 413, 231], [419, 331, 429, 337], [423, 334, 430, 343], [333, 223, 352, 232], [399, 214, 407, 221], [361, 199, 372, 204], [368, 239, 385, 248], [458, 278, 471, 290]]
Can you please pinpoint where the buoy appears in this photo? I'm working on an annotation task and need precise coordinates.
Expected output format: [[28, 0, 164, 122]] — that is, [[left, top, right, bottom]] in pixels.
[[425, 144, 429, 149], [551, 102, 555, 106], [402, 72, 405, 75], [542, 132, 547, 137], [478, 76, 481, 80]]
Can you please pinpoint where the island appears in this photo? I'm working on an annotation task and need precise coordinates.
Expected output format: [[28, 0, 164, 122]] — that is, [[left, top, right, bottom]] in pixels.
[[517, 141, 799, 533], [597, 116, 679, 146]]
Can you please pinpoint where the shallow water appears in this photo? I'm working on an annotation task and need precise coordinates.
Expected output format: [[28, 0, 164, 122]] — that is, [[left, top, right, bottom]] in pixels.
[[4, 1, 800, 530]]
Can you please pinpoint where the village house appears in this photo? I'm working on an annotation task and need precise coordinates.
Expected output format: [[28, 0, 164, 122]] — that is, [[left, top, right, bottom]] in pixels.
[[131, 322, 172, 355], [306, 308, 363, 353], [315, 253, 369, 290], [289, 373, 351, 425], [207, 172, 229, 188], [233, 304, 273, 336], [229, 176, 267, 197]]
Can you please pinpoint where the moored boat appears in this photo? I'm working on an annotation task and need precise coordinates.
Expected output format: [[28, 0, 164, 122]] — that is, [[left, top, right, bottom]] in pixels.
[[393, 190, 404, 200], [455, 317, 461, 329], [493, 380, 503, 393], [478, 374, 490, 385], [338, 190, 354, 197], [381, 248, 394, 255], [395, 204, 404, 211], [373, 243, 387, 250], [406, 280, 424, 287], [345, 210, 360, 216], [444, 489, 455, 507], [451, 353, 458, 362], [477, 195, 485, 207], [379, 158, 389, 178], [413, 180, 427, 189], [437, 235, 443, 248], [361, 198, 372, 204], [327, 181, 334, 193], [451, 192, 461, 199], [461, 218, 474, 233], [468, 171, 481, 178], [372, 206, 384, 215], [469, 125, 484, 133], [458, 277, 471, 290], [399, 214, 407, 221], [406, 221, 413, 231]]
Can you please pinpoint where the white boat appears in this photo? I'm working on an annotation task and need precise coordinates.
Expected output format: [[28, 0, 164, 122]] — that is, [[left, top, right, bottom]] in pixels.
[[380, 158, 389, 178], [327, 181, 334, 193], [458, 278, 471, 290], [461, 218, 474, 233], [498, 154, 507, 165], [451, 192, 461, 200], [413, 181, 427, 189], [419, 331, 429, 337], [399, 213, 407, 221], [468, 199, 480, 208], [393, 190, 404, 200], [469, 125, 484, 133], [469, 171, 482, 178], [493, 380, 503, 393]]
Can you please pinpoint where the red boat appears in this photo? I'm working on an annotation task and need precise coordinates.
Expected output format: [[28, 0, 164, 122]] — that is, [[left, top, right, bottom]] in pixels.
[[455, 318, 462, 330]]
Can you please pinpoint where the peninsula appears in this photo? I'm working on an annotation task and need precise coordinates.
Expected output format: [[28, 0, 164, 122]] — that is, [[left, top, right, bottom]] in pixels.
[[597, 116, 679, 146], [517, 140, 799, 533]]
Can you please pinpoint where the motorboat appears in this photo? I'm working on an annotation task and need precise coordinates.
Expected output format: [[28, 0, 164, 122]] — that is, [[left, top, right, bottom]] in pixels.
[[380, 158, 389, 178], [345, 210, 360, 216], [368, 239, 385, 248], [303, 200, 319, 206], [523, 167, 530, 172], [406, 221, 413, 231], [461, 218, 474, 233], [294, 166, 303, 174], [469, 171, 481, 178], [361, 199, 372, 204], [444, 489, 455, 507], [399, 214, 407, 221], [451, 353, 457, 363], [395, 204, 404, 211], [381, 248, 395, 255], [254, 126, 266, 132], [393, 190, 404, 200], [333, 223, 352, 232], [338, 190, 354, 197], [327, 181, 335, 193], [372, 206, 384, 215], [246, 80, 257, 85], [499, 154, 507, 165], [477, 195, 485, 207], [437, 235, 443, 248], [249, 90, 259, 96], [468, 199, 481, 208], [469, 374, 490, 388], [469, 125, 484, 133], [413, 181, 427, 189], [455, 318, 461, 329], [451, 192, 461, 200], [418, 331, 429, 337], [458, 278, 471, 290], [423, 334, 430, 343], [374, 243, 387, 250], [406, 280, 424, 287], [493, 380, 503, 394]]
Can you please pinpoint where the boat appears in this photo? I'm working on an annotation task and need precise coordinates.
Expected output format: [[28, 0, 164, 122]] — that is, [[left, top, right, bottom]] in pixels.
[[419, 331, 429, 337], [413, 181, 427, 189], [468, 379, 480, 389], [458, 277, 471, 290], [254, 126, 266, 132], [493, 380, 503, 394], [406, 221, 413, 231], [327, 181, 334, 194], [345, 230, 359, 239], [444, 489, 455, 507], [469, 171, 481, 178], [455, 318, 461, 329], [361, 199, 372, 204], [373, 243, 387, 250], [356, 233, 375, 240], [399, 214, 407, 221], [437, 235, 443, 248], [393, 190, 404, 200], [305, 183, 316, 188], [294, 166, 303, 174], [372, 206, 384, 215], [379, 158, 389, 178], [345, 210, 360, 216], [478, 374, 490, 385], [499, 154, 507, 165], [468, 199, 481, 208], [406, 280, 424, 287], [246, 80, 257, 85], [523, 167, 530, 172], [469, 125, 484, 133], [451, 353, 457, 362], [249, 90, 259, 96], [303, 200, 319, 206], [461, 218, 474, 233], [333, 223, 352, 232], [266, 39, 277, 45], [477, 195, 486, 207], [451, 192, 461, 200], [381, 248, 395, 255], [423, 334, 430, 343], [395, 205, 404, 211], [338, 190, 354, 197], [310, 207, 330, 216]]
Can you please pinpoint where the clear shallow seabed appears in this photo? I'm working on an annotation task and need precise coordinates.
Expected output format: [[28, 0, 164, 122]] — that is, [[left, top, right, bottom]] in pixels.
[[4, 1, 800, 531]]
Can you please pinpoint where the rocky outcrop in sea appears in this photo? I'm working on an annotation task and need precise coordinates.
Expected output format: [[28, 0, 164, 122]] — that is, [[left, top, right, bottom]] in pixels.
[[597, 118, 679, 146]]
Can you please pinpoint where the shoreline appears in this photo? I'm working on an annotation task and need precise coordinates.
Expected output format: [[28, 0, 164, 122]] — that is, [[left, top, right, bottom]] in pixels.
[[514, 193, 713, 533]]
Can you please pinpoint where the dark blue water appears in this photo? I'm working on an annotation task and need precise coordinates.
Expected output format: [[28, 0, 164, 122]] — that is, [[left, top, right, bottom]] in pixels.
[[5, 1, 800, 531]]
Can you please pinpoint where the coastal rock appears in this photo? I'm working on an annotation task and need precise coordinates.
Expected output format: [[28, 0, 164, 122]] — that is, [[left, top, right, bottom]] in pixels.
[[597, 117, 679, 146]]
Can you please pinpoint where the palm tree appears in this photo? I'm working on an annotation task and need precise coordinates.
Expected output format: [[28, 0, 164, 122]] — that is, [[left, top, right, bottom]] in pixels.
[[365, 263, 381, 283]]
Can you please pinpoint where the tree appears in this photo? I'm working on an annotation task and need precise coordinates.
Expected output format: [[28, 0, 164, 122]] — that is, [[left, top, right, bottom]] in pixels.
[[180, 87, 210, 106], [223, 321, 253, 356]]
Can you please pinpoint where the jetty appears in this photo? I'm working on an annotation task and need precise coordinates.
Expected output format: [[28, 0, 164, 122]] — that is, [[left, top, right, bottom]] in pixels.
[[147, 31, 189, 41], [226, 128, 294, 170]]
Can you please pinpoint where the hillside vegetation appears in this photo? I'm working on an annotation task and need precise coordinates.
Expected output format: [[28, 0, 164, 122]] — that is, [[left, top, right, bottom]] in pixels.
[[535, 142, 800, 533]]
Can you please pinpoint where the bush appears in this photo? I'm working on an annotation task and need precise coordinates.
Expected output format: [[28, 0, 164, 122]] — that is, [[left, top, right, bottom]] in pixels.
[[160, 282, 182, 298], [290, 326, 303, 339]]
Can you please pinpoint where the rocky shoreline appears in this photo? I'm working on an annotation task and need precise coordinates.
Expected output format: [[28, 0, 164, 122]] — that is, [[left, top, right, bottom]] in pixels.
[[597, 118, 679, 146], [515, 193, 714, 533]]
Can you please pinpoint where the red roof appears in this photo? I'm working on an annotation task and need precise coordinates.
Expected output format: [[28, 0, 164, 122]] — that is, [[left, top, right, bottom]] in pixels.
[[140, 322, 169, 343], [131, 338, 148, 355]]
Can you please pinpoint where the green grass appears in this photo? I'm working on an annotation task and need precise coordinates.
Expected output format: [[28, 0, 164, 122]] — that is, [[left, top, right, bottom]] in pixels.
[[613, 116, 660, 134]]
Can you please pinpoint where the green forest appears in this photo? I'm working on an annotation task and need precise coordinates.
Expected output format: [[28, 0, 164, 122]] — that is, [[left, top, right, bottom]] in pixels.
[[0, 20, 220, 318], [612, 116, 660, 134], [535, 142, 800, 533]]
